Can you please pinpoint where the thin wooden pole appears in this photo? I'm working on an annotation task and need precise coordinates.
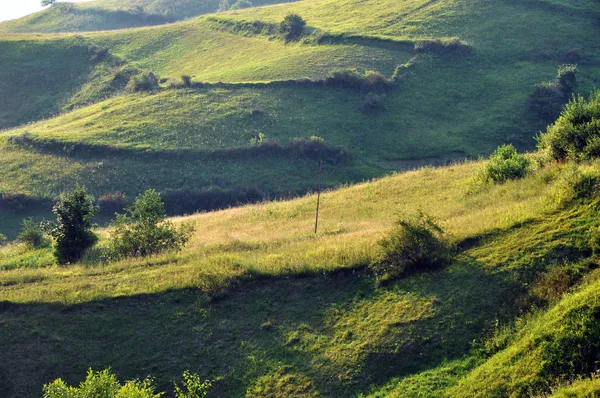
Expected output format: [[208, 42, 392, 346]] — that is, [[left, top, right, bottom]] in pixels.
[[315, 160, 322, 234]]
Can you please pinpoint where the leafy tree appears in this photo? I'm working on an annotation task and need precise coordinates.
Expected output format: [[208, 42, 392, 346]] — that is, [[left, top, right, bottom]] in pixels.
[[45, 186, 98, 264], [279, 14, 306, 41], [41, 0, 56, 6], [109, 189, 195, 259]]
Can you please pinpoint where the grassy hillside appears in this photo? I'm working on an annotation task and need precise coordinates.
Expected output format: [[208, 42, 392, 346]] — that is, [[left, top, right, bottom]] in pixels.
[[0, 0, 297, 33], [3, 154, 600, 396], [1, 0, 600, 229]]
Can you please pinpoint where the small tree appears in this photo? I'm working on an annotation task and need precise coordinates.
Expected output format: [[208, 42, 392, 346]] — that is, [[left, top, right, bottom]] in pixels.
[[174, 371, 212, 398], [109, 189, 195, 259], [46, 186, 98, 264], [279, 14, 306, 41], [41, 0, 56, 6]]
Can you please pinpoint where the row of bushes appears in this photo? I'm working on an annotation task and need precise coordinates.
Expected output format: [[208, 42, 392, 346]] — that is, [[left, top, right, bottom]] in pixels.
[[0, 192, 51, 212], [8, 133, 350, 164], [413, 38, 472, 55], [208, 14, 306, 41]]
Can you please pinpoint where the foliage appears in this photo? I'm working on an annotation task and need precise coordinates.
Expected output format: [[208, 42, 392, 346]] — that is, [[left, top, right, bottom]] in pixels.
[[127, 72, 159, 92], [413, 38, 471, 54], [230, 0, 253, 10], [109, 189, 195, 259], [0, 233, 6, 246], [45, 186, 98, 265], [181, 75, 192, 87], [41, 0, 56, 6], [174, 371, 212, 398], [530, 64, 578, 121], [537, 90, 600, 162], [279, 14, 306, 41], [43, 368, 162, 398], [17, 217, 49, 249], [484, 144, 530, 183], [370, 211, 453, 280]]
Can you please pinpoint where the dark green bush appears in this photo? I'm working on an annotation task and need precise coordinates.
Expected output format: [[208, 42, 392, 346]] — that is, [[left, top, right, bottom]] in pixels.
[[530, 64, 577, 121], [537, 90, 600, 162], [44, 186, 98, 265], [279, 14, 306, 41], [553, 166, 600, 206], [230, 0, 253, 10], [17, 217, 49, 249], [109, 189, 195, 259], [181, 75, 192, 87], [413, 38, 471, 54], [0, 233, 7, 246], [485, 144, 530, 183], [370, 212, 453, 281], [127, 72, 159, 91]]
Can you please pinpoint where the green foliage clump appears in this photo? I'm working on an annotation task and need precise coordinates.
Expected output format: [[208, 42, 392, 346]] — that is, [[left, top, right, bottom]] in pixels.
[[370, 212, 453, 280], [279, 14, 306, 41], [174, 370, 212, 398], [0, 233, 7, 246], [45, 186, 98, 265], [17, 217, 49, 249], [127, 72, 159, 92], [530, 64, 578, 121], [181, 75, 192, 87], [537, 90, 600, 162], [230, 0, 253, 10], [109, 189, 195, 259], [484, 144, 530, 183]]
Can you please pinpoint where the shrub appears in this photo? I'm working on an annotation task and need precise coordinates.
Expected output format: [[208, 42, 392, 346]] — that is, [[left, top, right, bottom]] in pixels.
[[279, 14, 306, 41], [530, 64, 578, 121], [43, 368, 206, 398], [484, 144, 530, 183], [181, 75, 192, 87], [413, 38, 471, 54], [88, 45, 109, 62], [0, 192, 50, 212], [44, 186, 98, 265], [0, 233, 7, 246], [537, 90, 600, 162], [370, 212, 453, 280], [127, 72, 159, 91], [17, 217, 49, 249], [109, 189, 195, 259], [175, 371, 212, 398], [98, 192, 128, 215]]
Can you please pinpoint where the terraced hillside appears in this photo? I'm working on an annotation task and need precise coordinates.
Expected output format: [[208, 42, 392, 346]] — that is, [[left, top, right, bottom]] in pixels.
[[0, 0, 297, 33], [1, 0, 599, 234]]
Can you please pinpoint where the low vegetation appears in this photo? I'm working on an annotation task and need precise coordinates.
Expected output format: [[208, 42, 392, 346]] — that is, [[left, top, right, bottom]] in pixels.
[[484, 144, 530, 183]]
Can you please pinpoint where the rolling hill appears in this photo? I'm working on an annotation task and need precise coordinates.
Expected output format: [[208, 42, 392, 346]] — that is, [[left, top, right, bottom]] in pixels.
[[0, 0, 297, 33], [1, 0, 600, 234]]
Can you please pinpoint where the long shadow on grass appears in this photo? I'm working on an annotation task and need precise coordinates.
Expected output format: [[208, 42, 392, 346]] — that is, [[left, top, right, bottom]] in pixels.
[[0, 261, 518, 397]]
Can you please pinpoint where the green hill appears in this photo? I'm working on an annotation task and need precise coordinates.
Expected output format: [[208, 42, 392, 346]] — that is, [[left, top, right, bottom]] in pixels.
[[3, 148, 600, 396], [1, 0, 600, 231], [0, 0, 297, 33]]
